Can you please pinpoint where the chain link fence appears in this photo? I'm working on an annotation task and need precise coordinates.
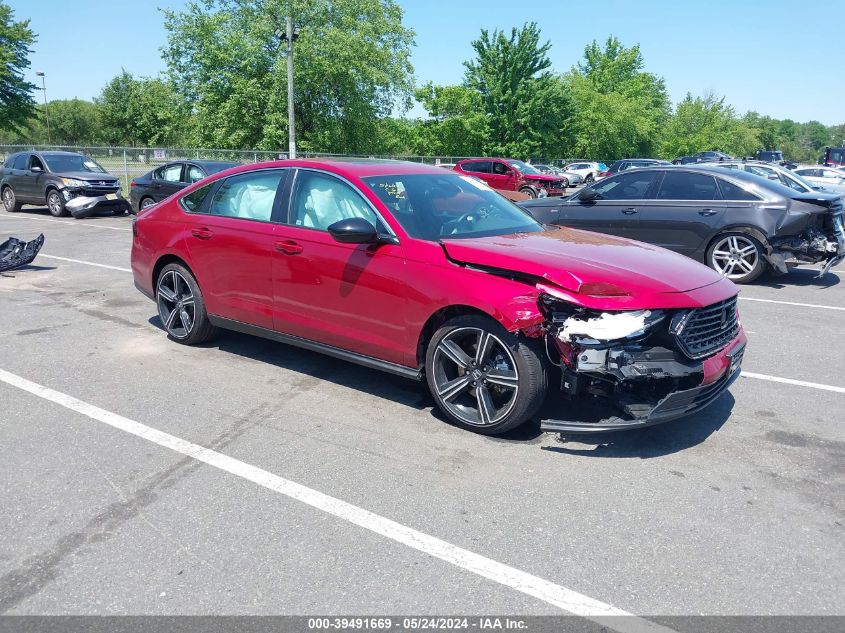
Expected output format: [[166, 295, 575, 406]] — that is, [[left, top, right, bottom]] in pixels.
[[0, 145, 583, 197], [0, 145, 521, 194]]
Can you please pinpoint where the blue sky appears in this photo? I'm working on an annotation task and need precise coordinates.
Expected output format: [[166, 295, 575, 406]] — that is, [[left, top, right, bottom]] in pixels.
[[9, 0, 845, 124]]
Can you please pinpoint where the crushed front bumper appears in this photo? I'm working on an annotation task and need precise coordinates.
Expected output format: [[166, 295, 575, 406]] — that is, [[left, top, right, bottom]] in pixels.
[[540, 335, 746, 433], [65, 192, 132, 218]]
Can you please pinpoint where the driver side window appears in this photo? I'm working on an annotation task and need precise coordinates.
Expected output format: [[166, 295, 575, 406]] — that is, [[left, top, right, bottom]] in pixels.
[[29, 155, 45, 171], [292, 171, 384, 232], [492, 162, 510, 175]]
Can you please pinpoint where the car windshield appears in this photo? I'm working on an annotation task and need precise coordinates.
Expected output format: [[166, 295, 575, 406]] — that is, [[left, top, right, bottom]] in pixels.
[[507, 160, 541, 175], [363, 173, 544, 241], [42, 154, 107, 173]]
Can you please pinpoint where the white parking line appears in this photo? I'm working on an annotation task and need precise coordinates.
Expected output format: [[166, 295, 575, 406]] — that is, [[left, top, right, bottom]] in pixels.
[[0, 213, 132, 231], [742, 372, 845, 394], [0, 367, 672, 633], [39, 254, 132, 273], [739, 297, 845, 311]]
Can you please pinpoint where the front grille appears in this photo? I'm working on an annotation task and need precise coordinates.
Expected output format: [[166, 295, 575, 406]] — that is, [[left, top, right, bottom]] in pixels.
[[80, 182, 120, 196], [673, 296, 739, 359]]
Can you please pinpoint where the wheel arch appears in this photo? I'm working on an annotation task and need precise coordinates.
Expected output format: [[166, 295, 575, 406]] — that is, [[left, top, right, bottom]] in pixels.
[[416, 304, 500, 368], [707, 225, 771, 253], [152, 254, 193, 290]]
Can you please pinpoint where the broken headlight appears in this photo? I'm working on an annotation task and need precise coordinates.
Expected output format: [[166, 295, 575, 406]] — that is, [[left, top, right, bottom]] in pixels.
[[61, 177, 87, 188], [558, 309, 666, 346]]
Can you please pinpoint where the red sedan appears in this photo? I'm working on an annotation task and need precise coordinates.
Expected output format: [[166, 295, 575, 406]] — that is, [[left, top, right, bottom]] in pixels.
[[131, 160, 746, 435]]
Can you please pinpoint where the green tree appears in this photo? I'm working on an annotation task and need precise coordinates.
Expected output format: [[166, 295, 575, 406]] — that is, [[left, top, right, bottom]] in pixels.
[[659, 92, 755, 158], [97, 70, 188, 146], [0, 2, 37, 133], [412, 83, 489, 156], [30, 99, 102, 145], [161, 0, 414, 153], [463, 23, 573, 158], [565, 36, 670, 160]]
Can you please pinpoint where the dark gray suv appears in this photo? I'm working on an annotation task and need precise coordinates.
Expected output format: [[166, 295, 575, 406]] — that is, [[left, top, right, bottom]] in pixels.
[[1, 151, 131, 218]]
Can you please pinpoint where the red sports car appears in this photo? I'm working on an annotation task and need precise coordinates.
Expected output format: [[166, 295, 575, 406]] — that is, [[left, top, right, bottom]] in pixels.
[[131, 160, 746, 435]]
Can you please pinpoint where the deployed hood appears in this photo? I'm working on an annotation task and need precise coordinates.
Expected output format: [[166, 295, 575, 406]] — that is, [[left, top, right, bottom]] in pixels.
[[441, 228, 736, 309]]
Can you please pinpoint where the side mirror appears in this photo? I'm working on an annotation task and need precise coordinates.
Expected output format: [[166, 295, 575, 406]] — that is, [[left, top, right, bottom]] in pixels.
[[579, 188, 600, 202], [31, 165, 42, 172], [327, 217, 379, 244]]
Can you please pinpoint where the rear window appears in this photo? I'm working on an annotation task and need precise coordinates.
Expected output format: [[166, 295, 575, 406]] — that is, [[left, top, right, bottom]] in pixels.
[[656, 171, 719, 200], [180, 183, 214, 213], [460, 161, 491, 174], [717, 178, 760, 201]]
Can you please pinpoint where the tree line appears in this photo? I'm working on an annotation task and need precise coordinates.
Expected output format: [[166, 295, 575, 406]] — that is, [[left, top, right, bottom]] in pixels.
[[2, 0, 843, 163]]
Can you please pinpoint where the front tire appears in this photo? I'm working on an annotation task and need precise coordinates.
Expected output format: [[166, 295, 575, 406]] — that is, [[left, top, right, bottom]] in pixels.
[[519, 186, 537, 199], [425, 315, 547, 435], [2, 186, 22, 212], [156, 263, 218, 344], [706, 232, 766, 284], [584, 173, 594, 183], [47, 189, 69, 217]]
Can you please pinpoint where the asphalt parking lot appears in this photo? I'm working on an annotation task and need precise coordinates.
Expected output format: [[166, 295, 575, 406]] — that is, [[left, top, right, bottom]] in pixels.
[[0, 206, 843, 623]]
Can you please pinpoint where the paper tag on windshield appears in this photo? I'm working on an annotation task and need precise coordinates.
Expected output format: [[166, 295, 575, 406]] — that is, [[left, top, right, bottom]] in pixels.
[[84, 161, 99, 170]]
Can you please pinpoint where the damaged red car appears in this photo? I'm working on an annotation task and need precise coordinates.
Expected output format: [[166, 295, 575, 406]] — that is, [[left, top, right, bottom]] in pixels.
[[131, 160, 746, 435]]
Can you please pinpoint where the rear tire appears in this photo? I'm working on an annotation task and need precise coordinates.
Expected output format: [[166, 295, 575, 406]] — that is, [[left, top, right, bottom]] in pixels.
[[425, 315, 547, 435], [2, 186, 21, 212], [47, 189, 69, 217], [560, 177, 570, 188], [139, 196, 155, 212], [706, 232, 767, 284], [156, 263, 218, 345]]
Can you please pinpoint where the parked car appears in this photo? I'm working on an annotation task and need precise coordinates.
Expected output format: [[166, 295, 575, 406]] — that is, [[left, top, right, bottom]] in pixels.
[[672, 151, 732, 165], [130, 160, 239, 213], [562, 161, 604, 183], [606, 159, 673, 175], [132, 159, 746, 434], [1, 151, 130, 218], [435, 163, 456, 170], [793, 166, 845, 194], [534, 164, 584, 185], [823, 146, 845, 167], [701, 160, 828, 194], [453, 158, 568, 197], [521, 166, 845, 284]]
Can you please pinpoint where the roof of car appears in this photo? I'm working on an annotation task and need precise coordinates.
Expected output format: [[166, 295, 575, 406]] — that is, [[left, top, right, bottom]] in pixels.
[[185, 159, 239, 167], [218, 158, 450, 179]]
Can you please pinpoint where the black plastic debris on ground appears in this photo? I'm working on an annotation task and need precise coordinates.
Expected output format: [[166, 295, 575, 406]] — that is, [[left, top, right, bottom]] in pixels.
[[0, 234, 45, 273]]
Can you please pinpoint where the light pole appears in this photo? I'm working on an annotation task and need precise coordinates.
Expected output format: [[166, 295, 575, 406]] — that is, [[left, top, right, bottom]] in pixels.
[[277, 18, 300, 159], [35, 71, 51, 145]]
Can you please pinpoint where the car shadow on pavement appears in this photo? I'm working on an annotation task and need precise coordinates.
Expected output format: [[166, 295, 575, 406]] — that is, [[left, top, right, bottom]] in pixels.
[[751, 267, 840, 289], [150, 316, 734, 449], [149, 319, 435, 412], [539, 393, 735, 458]]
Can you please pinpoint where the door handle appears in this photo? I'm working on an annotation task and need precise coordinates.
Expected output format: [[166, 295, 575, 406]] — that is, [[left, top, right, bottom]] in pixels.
[[621, 208, 638, 215], [191, 228, 213, 240], [275, 240, 303, 255], [698, 209, 718, 216]]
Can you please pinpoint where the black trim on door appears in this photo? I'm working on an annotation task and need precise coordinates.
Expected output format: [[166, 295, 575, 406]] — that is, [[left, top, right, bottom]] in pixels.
[[207, 315, 423, 380]]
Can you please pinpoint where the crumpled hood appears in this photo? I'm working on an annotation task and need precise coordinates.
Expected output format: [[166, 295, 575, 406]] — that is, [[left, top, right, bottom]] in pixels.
[[441, 227, 737, 309], [523, 174, 561, 183], [56, 171, 119, 183]]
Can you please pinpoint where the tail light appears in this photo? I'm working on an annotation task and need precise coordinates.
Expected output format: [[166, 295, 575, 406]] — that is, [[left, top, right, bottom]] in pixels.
[[129, 180, 137, 188]]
